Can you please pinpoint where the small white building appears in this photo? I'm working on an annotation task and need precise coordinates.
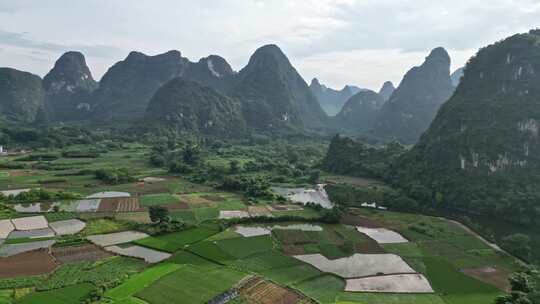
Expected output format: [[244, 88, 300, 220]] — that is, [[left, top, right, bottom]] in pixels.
[[0, 146, 5, 155]]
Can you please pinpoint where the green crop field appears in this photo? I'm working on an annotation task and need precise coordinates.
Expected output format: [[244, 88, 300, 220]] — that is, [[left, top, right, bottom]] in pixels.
[[136, 265, 246, 304], [105, 263, 181, 302], [188, 241, 235, 263], [336, 293, 447, 304], [216, 235, 274, 258], [140, 193, 179, 206], [294, 274, 344, 304], [135, 227, 219, 252], [18, 283, 94, 304]]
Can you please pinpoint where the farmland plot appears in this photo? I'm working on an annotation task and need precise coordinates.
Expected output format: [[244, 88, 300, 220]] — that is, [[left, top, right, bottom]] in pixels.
[[239, 276, 311, 304], [0, 249, 58, 278], [11, 216, 48, 230], [234, 226, 271, 237], [75, 199, 101, 212], [219, 210, 250, 219], [356, 227, 409, 244], [86, 191, 130, 199], [293, 254, 415, 278], [49, 219, 86, 235], [87, 231, 149, 247], [345, 274, 434, 293], [105, 245, 171, 263], [52, 244, 113, 263], [135, 265, 246, 304], [8, 228, 55, 239], [0, 219, 14, 238], [0, 240, 55, 257]]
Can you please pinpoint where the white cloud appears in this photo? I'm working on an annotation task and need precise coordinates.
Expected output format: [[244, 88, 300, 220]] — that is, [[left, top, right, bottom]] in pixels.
[[0, 0, 538, 88]]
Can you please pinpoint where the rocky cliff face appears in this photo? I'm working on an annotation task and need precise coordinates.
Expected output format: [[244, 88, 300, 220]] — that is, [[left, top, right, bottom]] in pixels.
[[91, 50, 189, 122], [333, 90, 385, 133], [231, 45, 328, 132], [396, 30, 540, 226], [144, 78, 245, 137], [43, 51, 98, 121], [378, 81, 395, 102], [372, 47, 455, 144], [450, 67, 464, 87], [0, 68, 44, 123]]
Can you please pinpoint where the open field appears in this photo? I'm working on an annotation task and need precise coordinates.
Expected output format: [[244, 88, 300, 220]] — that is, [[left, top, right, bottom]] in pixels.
[[134, 226, 219, 252], [0, 250, 57, 278], [52, 244, 113, 263], [105, 263, 181, 302], [0, 143, 524, 304], [135, 265, 246, 304], [17, 283, 94, 304]]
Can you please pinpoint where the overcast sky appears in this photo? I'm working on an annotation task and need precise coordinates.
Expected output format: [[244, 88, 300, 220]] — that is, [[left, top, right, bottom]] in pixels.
[[0, 0, 539, 90]]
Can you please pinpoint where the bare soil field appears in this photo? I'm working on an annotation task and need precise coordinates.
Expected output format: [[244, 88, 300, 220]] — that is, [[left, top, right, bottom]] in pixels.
[[98, 197, 142, 212], [0, 249, 58, 278], [239, 277, 311, 304], [341, 215, 383, 228], [52, 244, 113, 263], [248, 206, 273, 217], [462, 266, 512, 292]]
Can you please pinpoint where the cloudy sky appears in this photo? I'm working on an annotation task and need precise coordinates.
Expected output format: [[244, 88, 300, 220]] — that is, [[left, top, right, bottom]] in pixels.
[[0, 0, 539, 90]]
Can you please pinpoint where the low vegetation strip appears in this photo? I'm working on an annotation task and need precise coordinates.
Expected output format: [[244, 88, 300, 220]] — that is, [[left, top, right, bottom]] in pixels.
[[105, 263, 181, 301], [17, 283, 94, 304], [134, 227, 219, 253], [135, 265, 246, 304]]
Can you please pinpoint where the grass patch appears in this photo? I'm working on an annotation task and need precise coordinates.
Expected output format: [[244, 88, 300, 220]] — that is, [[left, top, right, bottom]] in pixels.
[[193, 207, 219, 222], [226, 250, 301, 272], [80, 218, 132, 236], [423, 257, 503, 303], [188, 241, 235, 263], [140, 194, 179, 206], [105, 263, 181, 301], [337, 292, 446, 304], [135, 265, 246, 304], [135, 227, 219, 253], [169, 210, 197, 224], [383, 243, 424, 257], [217, 235, 274, 259], [294, 274, 344, 304], [168, 250, 215, 266], [261, 264, 321, 286], [18, 283, 94, 304]]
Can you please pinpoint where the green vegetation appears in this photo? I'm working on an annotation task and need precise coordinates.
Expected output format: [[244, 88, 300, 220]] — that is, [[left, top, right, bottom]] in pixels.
[[135, 227, 219, 252], [17, 283, 94, 304], [140, 193, 179, 206], [135, 265, 246, 304], [104, 263, 181, 302]]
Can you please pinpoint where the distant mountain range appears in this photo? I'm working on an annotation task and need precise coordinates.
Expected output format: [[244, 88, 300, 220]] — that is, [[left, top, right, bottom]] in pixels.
[[309, 78, 363, 116], [0, 43, 465, 141]]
